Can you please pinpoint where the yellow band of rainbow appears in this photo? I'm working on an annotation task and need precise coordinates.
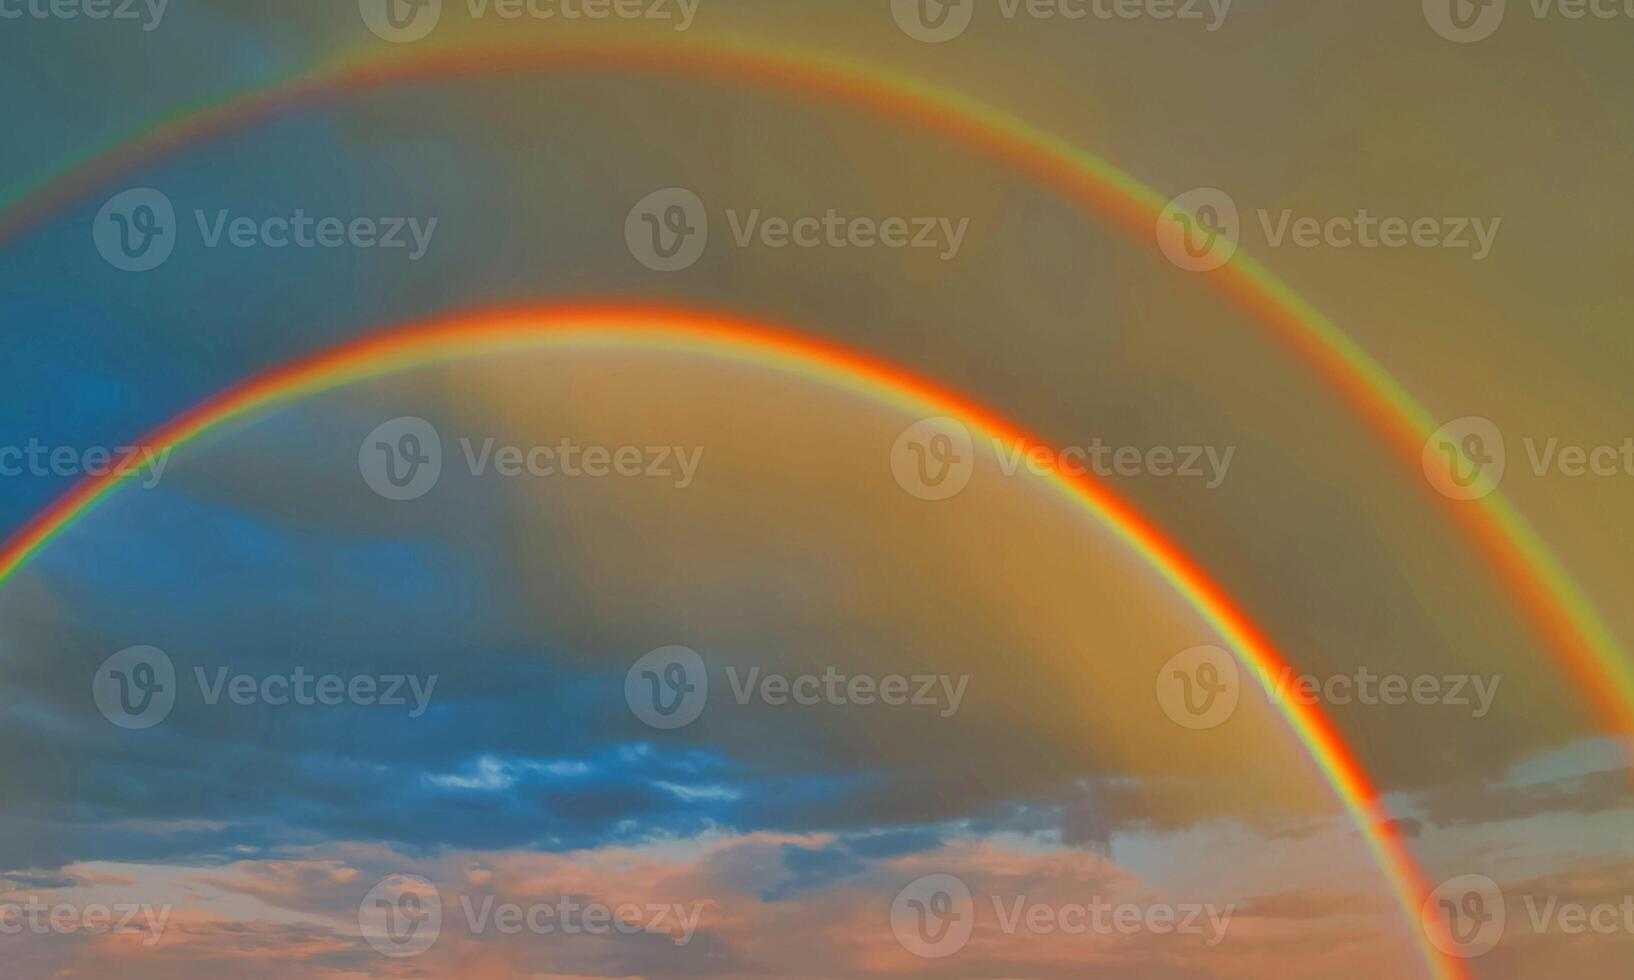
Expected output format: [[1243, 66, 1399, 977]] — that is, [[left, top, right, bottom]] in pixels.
[[0, 303, 1463, 979], [1, 38, 1627, 741]]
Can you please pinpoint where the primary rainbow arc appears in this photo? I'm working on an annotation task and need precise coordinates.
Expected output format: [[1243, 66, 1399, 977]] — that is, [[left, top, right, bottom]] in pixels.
[[0, 303, 1464, 980]]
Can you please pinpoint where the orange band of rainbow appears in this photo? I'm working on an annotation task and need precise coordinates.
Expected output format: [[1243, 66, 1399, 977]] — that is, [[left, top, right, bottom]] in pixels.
[[0, 303, 1462, 979], [1, 39, 1627, 741]]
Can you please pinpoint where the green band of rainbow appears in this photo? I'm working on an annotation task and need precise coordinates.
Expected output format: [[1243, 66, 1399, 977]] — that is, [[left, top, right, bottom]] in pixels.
[[1, 37, 1627, 739], [0, 303, 1463, 979]]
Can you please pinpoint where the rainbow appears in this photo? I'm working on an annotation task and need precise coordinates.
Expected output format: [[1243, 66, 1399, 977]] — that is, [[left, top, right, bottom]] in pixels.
[[0, 302, 1463, 979], [1, 37, 1628, 737]]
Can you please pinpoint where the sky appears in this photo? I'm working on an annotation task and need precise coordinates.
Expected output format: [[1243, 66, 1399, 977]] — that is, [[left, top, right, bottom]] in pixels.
[[0, 1, 1632, 977]]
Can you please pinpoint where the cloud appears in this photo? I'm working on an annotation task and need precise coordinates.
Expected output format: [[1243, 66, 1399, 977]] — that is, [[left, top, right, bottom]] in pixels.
[[11, 833, 1420, 979], [1414, 767, 1633, 829]]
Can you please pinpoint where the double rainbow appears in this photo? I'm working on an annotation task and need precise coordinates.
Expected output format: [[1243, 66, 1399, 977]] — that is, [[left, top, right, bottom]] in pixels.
[[3, 34, 1626, 979]]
